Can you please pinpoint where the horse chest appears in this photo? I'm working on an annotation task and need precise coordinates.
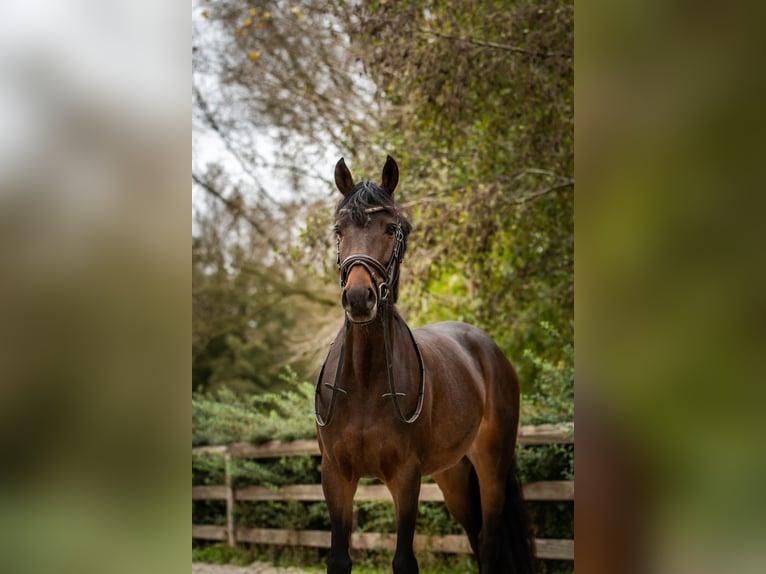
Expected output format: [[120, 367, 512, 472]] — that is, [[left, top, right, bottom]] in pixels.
[[325, 422, 411, 480]]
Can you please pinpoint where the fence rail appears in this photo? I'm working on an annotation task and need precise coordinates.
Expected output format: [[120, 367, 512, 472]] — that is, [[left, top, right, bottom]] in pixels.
[[192, 423, 574, 561], [192, 423, 574, 458], [193, 480, 574, 503]]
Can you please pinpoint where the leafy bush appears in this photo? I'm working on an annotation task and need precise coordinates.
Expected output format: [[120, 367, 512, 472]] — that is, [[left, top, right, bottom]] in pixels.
[[192, 367, 317, 446], [235, 499, 329, 531], [192, 366, 574, 573], [355, 501, 395, 533], [417, 502, 465, 536], [522, 321, 574, 425], [192, 500, 226, 527], [231, 455, 321, 489], [516, 444, 574, 484], [192, 542, 256, 566]]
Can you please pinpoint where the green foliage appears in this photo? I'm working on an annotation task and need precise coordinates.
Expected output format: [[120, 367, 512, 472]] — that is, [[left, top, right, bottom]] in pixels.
[[355, 496, 465, 537], [192, 542, 478, 573], [192, 453, 226, 486], [522, 321, 574, 424], [232, 455, 321, 489], [235, 499, 329, 531], [192, 542, 257, 566], [515, 442, 574, 571], [193, 3, 573, 570], [194, 0, 573, 417], [193, 229, 289, 395], [192, 374, 573, 572], [192, 368, 317, 447], [339, 0, 574, 391], [192, 201, 336, 397], [416, 502, 465, 536], [192, 500, 227, 527], [351, 551, 479, 574], [516, 444, 574, 484]]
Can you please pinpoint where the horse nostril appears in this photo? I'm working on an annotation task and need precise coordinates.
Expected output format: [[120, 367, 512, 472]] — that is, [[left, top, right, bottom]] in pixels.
[[342, 285, 377, 318]]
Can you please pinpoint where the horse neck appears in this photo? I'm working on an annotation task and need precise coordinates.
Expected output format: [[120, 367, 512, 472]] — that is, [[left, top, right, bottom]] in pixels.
[[343, 304, 409, 389]]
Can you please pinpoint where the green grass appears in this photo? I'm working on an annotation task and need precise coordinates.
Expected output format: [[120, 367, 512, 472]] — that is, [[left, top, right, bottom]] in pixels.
[[191, 543, 477, 572], [192, 543, 571, 573], [192, 543, 256, 566]]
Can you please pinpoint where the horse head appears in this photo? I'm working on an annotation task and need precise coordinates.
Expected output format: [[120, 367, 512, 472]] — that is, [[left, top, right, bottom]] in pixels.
[[333, 156, 411, 323]]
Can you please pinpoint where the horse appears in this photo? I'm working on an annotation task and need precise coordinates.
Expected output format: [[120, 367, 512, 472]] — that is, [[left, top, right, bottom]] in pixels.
[[314, 155, 535, 574]]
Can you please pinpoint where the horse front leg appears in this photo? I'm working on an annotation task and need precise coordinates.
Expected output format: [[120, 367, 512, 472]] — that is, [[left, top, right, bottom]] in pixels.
[[387, 464, 422, 574], [321, 458, 358, 574]]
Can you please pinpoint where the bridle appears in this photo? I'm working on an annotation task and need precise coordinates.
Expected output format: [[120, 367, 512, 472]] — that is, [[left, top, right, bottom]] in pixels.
[[337, 211, 404, 308], [315, 206, 425, 427]]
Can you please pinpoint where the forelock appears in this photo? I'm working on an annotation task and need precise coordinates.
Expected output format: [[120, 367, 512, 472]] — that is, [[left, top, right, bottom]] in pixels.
[[335, 181, 397, 225]]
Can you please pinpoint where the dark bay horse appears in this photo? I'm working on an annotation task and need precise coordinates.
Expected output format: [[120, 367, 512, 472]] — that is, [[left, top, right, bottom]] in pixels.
[[315, 156, 535, 574]]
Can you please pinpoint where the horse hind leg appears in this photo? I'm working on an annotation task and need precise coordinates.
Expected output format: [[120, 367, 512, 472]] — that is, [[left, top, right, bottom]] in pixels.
[[471, 449, 536, 574], [432, 457, 482, 560]]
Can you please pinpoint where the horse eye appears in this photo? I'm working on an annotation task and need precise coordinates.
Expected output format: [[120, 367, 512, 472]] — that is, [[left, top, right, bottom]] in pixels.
[[333, 226, 343, 237], [385, 224, 397, 235]]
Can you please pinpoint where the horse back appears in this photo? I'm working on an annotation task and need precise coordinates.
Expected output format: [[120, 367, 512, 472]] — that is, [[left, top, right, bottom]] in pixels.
[[414, 320, 519, 397]]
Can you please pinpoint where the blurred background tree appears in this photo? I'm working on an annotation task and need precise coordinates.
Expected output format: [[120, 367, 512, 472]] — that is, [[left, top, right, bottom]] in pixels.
[[192, 0, 573, 417]]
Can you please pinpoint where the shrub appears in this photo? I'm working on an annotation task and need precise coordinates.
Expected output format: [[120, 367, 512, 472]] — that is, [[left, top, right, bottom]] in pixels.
[[193, 367, 317, 446], [522, 321, 574, 425], [192, 365, 574, 573]]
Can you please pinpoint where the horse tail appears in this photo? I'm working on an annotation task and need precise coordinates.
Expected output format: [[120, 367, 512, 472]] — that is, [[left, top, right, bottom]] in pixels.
[[503, 459, 537, 574]]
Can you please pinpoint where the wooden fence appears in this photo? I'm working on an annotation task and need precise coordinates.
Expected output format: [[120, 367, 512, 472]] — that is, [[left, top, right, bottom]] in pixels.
[[192, 423, 574, 561]]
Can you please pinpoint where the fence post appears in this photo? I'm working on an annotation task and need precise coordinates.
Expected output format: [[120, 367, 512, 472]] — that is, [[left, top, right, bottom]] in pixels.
[[225, 451, 236, 548]]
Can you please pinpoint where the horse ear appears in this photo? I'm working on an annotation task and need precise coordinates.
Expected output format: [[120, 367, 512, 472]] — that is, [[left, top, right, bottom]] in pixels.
[[334, 158, 355, 196], [381, 155, 399, 196]]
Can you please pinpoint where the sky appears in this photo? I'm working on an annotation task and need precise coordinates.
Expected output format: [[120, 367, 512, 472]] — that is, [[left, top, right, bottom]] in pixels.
[[191, 2, 344, 226]]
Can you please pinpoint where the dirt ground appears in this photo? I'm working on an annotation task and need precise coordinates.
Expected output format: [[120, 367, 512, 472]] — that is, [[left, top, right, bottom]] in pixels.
[[192, 562, 315, 574]]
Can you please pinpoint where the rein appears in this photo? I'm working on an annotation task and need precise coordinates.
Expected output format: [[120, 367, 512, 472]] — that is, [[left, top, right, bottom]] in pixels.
[[314, 210, 426, 427]]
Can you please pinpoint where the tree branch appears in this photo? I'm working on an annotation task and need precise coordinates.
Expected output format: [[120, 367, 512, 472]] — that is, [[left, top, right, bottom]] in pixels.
[[193, 83, 280, 207], [419, 28, 570, 59], [505, 179, 574, 206], [238, 263, 337, 308], [192, 173, 284, 255]]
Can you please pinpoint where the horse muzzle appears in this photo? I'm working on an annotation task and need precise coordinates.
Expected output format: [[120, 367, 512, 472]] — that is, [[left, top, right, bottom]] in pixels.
[[339, 254, 388, 323], [342, 284, 378, 323]]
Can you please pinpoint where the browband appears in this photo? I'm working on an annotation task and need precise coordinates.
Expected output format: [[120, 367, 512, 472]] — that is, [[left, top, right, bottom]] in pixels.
[[338, 206, 388, 214]]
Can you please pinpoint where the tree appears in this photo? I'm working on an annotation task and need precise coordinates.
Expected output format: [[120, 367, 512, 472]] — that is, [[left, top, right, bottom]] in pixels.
[[192, 170, 336, 394], [192, 1, 376, 393], [192, 0, 574, 404], [336, 0, 574, 389]]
